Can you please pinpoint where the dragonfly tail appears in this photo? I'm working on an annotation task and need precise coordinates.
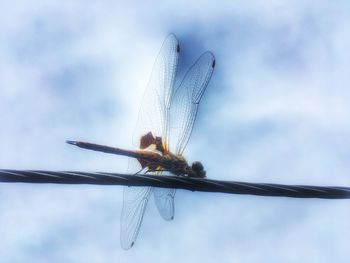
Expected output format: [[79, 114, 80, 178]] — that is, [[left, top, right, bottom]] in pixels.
[[66, 140, 160, 166], [66, 140, 139, 158]]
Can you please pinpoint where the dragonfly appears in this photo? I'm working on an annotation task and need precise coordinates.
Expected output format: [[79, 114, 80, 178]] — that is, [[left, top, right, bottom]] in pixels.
[[67, 34, 215, 249]]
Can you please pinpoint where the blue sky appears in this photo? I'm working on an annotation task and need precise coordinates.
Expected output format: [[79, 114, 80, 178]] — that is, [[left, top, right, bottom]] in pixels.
[[1, 1, 350, 262]]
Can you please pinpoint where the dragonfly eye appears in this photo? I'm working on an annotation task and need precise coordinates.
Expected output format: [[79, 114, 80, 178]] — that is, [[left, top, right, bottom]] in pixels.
[[191, 162, 206, 178], [191, 161, 204, 171]]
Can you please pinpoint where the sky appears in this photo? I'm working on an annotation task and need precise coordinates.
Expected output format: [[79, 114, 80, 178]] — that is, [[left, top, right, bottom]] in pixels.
[[0, 0, 350, 262]]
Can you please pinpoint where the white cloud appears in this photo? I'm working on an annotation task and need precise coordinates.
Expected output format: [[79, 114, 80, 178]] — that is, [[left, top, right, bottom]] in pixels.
[[0, 0, 349, 262]]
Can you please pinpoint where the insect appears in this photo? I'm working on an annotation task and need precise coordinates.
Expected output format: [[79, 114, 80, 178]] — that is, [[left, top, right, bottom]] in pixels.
[[67, 34, 215, 249]]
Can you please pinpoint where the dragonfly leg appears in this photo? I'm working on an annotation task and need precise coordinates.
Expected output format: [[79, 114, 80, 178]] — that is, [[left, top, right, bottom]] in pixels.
[[144, 168, 161, 174], [133, 167, 148, 175], [146, 169, 186, 177]]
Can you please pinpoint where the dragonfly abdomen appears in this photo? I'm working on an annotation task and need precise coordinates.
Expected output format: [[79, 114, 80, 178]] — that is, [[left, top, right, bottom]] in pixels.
[[66, 141, 161, 163]]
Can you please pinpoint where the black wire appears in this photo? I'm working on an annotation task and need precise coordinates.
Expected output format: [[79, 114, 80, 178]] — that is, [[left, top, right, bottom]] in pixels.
[[1, 169, 349, 199]]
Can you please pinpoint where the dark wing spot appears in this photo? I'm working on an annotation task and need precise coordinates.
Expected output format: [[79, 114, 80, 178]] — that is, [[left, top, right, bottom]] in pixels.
[[176, 44, 180, 53], [140, 132, 165, 153], [140, 132, 154, 149], [212, 59, 216, 68], [137, 134, 165, 170]]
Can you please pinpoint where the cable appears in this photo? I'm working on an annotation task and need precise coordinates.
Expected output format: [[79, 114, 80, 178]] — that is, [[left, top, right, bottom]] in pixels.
[[0, 169, 349, 199]]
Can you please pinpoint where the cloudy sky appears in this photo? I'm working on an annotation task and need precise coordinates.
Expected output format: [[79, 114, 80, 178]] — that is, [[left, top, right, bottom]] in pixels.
[[1, 0, 350, 262]]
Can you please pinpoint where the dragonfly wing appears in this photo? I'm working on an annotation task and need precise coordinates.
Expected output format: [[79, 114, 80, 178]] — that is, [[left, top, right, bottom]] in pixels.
[[120, 159, 153, 250], [169, 52, 215, 155], [120, 186, 152, 249], [121, 35, 179, 249], [153, 187, 176, 220], [133, 34, 179, 147]]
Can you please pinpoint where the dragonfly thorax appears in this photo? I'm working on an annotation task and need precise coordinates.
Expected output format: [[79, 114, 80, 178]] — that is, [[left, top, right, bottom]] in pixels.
[[159, 153, 189, 175], [160, 153, 206, 178]]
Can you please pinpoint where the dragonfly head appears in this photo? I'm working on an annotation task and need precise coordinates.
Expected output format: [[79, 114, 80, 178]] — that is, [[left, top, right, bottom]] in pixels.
[[191, 161, 206, 178]]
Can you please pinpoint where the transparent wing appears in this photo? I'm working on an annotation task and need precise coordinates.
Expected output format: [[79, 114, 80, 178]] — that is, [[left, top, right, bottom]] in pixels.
[[120, 159, 153, 250], [133, 34, 179, 222], [153, 187, 176, 220], [121, 35, 180, 249], [120, 164, 176, 249], [133, 34, 179, 147], [169, 52, 215, 155]]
